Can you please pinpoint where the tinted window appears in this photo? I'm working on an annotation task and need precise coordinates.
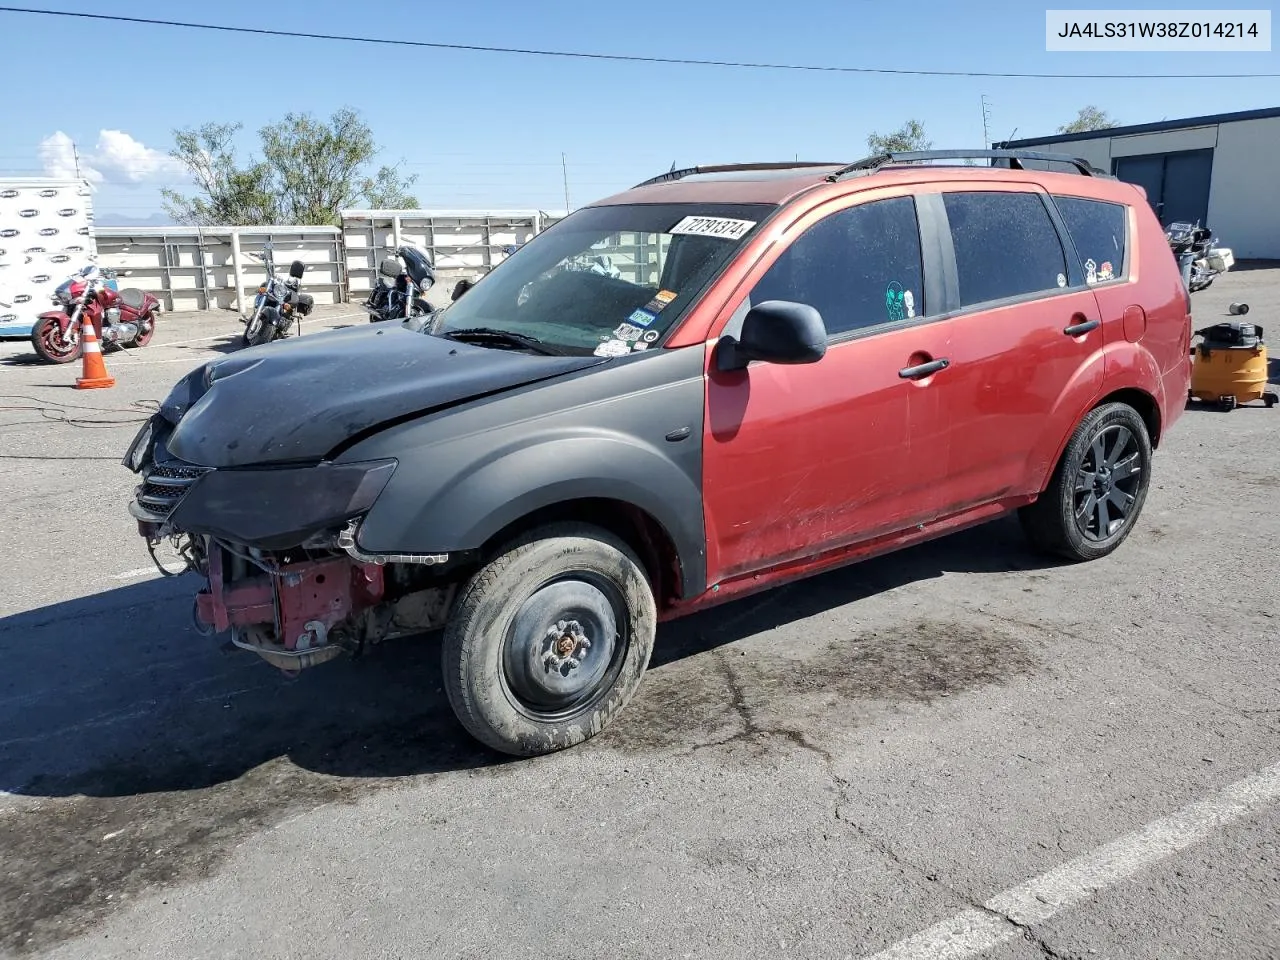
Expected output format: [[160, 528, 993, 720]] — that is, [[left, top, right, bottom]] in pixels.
[[943, 192, 1067, 307], [1053, 196, 1127, 283], [750, 196, 925, 338]]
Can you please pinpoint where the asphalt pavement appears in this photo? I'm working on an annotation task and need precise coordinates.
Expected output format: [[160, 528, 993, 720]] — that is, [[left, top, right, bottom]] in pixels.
[[0, 279, 1277, 960]]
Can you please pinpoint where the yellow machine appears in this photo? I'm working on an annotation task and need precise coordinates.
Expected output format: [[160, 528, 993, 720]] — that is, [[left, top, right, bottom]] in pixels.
[[1189, 321, 1278, 411]]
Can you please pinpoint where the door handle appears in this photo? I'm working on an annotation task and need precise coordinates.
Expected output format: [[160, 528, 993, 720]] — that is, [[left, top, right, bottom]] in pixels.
[[898, 357, 950, 379], [1063, 318, 1100, 336]]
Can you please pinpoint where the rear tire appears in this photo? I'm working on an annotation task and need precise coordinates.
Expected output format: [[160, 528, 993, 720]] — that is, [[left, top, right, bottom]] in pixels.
[[125, 315, 155, 348], [1019, 402, 1153, 562], [442, 522, 657, 757]]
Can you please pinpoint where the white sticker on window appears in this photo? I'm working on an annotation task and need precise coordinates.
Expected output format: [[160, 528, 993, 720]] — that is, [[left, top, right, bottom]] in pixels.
[[594, 339, 631, 357], [669, 216, 757, 241]]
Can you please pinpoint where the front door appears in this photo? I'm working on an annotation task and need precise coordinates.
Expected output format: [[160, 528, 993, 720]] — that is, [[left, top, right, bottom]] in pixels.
[[701, 192, 955, 585]]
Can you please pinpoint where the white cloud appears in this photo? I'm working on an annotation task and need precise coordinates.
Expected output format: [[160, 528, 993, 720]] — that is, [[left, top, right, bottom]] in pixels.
[[38, 129, 185, 186], [38, 131, 102, 183]]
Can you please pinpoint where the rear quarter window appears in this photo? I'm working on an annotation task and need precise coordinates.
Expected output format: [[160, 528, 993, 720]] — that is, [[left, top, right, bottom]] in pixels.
[[942, 192, 1067, 308], [1051, 196, 1128, 284]]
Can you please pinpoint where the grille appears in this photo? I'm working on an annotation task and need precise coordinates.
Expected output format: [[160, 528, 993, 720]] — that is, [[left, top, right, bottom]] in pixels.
[[135, 460, 210, 519]]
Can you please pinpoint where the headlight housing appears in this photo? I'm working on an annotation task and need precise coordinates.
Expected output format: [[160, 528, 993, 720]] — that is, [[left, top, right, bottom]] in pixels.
[[168, 459, 397, 550], [122, 417, 155, 473]]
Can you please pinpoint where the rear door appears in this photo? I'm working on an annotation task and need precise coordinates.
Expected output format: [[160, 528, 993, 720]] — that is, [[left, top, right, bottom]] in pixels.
[[925, 185, 1105, 510]]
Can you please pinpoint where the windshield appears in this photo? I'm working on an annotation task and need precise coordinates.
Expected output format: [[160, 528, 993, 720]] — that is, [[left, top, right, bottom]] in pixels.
[[430, 202, 774, 356], [399, 245, 436, 288]]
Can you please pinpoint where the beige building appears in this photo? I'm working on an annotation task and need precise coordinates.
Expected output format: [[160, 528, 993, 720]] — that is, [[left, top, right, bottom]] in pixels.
[[1001, 106, 1280, 260]]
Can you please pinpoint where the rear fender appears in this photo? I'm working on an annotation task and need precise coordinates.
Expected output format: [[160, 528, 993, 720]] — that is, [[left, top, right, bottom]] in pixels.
[[1028, 340, 1164, 493]]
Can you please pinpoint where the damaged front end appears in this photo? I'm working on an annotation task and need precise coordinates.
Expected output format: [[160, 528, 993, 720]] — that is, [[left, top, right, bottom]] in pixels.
[[122, 409, 460, 675]]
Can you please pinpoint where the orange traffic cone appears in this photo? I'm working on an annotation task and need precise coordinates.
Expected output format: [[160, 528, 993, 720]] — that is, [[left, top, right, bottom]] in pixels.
[[75, 317, 116, 390]]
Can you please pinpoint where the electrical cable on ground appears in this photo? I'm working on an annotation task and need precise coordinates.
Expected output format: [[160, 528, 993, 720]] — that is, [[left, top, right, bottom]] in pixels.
[[0, 395, 159, 458], [1, 6, 1277, 79]]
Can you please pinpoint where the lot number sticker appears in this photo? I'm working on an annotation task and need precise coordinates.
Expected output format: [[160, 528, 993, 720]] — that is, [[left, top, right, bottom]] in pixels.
[[669, 216, 757, 241]]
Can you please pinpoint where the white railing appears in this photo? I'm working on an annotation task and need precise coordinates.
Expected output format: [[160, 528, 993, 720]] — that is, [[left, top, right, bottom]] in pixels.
[[93, 208, 567, 314]]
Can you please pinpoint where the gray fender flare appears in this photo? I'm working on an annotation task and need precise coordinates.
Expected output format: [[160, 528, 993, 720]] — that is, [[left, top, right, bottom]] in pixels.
[[357, 434, 706, 596]]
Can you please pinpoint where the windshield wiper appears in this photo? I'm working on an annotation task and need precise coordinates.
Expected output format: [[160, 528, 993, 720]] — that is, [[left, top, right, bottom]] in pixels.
[[440, 327, 565, 356]]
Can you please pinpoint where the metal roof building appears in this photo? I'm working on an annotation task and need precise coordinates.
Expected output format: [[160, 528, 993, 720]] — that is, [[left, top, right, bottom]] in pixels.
[[1000, 106, 1280, 260]]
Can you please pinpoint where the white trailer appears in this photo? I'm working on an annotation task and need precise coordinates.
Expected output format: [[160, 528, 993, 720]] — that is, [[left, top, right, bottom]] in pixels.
[[0, 177, 97, 338]]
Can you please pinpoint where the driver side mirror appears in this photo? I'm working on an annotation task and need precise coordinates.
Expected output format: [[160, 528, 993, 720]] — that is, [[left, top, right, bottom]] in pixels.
[[716, 300, 827, 372]]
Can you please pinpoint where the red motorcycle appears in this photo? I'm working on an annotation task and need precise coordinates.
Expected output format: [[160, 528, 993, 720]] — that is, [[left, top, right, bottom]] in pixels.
[[30, 264, 160, 364]]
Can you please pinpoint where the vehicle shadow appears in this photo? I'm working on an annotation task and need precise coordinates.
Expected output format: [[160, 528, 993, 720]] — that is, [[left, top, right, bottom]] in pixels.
[[0, 515, 1056, 800]]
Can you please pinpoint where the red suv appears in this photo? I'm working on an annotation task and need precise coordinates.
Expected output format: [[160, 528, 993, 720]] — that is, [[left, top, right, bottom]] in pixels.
[[124, 149, 1192, 757]]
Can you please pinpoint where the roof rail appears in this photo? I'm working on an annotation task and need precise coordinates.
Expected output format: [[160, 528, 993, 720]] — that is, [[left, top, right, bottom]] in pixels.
[[826, 149, 1110, 181], [632, 161, 843, 189]]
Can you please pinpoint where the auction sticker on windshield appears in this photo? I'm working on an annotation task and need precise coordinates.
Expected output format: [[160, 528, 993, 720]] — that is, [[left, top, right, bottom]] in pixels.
[[669, 216, 757, 240]]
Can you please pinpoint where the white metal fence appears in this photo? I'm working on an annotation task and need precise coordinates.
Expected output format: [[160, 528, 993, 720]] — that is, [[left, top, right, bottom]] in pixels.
[[94, 209, 566, 314]]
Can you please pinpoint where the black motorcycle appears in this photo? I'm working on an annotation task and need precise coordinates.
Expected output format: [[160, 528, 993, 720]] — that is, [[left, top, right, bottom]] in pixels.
[[242, 241, 314, 346], [363, 244, 436, 323], [1165, 221, 1233, 293]]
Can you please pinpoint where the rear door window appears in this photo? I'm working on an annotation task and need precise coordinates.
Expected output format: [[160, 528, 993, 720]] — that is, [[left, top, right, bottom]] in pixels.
[[749, 196, 926, 338], [1051, 196, 1127, 284], [942, 192, 1068, 308]]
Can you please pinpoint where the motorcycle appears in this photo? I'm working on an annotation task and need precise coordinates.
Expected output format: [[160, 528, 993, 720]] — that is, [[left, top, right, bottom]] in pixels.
[[362, 244, 436, 323], [30, 263, 160, 364], [1165, 221, 1233, 293], [242, 241, 313, 346]]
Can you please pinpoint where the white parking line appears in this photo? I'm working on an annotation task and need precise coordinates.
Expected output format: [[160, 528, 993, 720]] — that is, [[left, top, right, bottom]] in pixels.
[[859, 759, 1280, 960]]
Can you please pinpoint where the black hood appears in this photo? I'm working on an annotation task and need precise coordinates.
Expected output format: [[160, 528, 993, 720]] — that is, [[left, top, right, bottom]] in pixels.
[[164, 323, 605, 468]]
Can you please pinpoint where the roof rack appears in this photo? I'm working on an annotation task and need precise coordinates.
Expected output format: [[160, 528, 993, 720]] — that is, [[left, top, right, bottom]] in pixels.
[[827, 149, 1110, 181], [632, 161, 844, 189]]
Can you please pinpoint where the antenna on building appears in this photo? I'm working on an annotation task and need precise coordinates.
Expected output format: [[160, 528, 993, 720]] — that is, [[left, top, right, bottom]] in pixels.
[[72, 141, 82, 179], [981, 95, 993, 147]]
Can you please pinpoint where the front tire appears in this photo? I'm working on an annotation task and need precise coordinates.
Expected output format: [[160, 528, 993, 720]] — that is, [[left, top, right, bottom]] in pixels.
[[243, 309, 274, 347], [30, 317, 80, 363], [442, 522, 657, 757], [1019, 402, 1153, 562]]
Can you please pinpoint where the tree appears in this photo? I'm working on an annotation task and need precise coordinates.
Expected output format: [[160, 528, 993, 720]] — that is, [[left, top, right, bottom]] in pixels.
[[162, 108, 419, 226], [1057, 106, 1119, 135], [866, 120, 932, 155]]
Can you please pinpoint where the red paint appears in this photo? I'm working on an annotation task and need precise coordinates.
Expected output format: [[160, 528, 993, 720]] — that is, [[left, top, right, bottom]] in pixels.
[[195, 550, 385, 644], [647, 166, 1191, 604], [276, 558, 384, 651], [1122, 306, 1147, 343], [663, 496, 1027, 621]]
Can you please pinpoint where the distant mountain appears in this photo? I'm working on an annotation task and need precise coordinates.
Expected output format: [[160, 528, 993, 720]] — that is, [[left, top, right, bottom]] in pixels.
[[95, 212, 174, 227]]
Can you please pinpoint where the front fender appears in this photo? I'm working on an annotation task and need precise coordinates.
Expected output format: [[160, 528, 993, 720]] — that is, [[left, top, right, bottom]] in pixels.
[[357, 432, 706, 597], [36, 310, 71, 335], [347, 346, 710, 597]]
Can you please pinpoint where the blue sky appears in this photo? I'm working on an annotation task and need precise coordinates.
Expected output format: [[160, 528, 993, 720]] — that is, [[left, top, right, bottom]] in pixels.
[[0, 0, 1276, 223]]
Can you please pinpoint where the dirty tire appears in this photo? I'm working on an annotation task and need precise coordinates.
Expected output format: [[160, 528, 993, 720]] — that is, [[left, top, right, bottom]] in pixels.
[[1019, 402, 1153, 562], [442, 522, 657, 757]]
